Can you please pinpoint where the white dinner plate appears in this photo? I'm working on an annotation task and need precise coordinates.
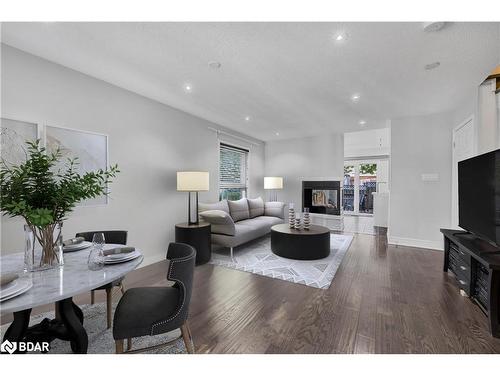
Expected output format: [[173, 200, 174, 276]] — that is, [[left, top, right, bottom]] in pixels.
[[0, 279, 20, 298], [63, 241, 92, 252], [0, 279, 33, 302], [104, 253, 140, 264], [104, 250, 141, 264]]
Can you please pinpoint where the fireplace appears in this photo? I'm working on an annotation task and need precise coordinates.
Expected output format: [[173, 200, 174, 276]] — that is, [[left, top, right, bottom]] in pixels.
[[302, 180, 341, 216]]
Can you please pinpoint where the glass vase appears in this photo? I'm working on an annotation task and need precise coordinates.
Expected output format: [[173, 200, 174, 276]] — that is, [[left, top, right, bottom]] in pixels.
[[24, 222, 64, 272]]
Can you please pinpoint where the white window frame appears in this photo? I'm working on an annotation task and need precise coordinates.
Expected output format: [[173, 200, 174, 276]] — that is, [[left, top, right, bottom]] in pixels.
[[218, 141, 250, 201]]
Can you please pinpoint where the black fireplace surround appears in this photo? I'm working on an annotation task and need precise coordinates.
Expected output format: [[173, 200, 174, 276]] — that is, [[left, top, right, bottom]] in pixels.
[[302, 180, 341, 216]]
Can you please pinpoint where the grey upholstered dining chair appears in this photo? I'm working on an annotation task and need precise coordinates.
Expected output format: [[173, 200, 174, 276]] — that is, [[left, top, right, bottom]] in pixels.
[[112, 242, 196, 354], [76, 230, 128, 329]]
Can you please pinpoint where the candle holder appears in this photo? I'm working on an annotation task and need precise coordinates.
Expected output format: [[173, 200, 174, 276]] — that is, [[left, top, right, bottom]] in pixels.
[[294, 217, 302, 230], [289, 203, 295, 228], [303, 208, 311, 230]]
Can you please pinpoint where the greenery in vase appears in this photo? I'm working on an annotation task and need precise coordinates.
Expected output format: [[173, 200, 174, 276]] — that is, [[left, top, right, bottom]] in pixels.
[[0, 140, 119, 266]]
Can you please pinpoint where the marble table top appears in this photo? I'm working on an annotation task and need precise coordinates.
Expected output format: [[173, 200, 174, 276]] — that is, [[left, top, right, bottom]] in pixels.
[[0, 244, 143, 314]]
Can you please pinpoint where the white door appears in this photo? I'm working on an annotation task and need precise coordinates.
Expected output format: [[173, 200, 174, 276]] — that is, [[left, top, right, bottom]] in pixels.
[[451, 117, 475, 228]]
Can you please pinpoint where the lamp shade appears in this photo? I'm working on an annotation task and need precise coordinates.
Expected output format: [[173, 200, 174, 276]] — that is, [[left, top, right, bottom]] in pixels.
[[264, 177, 283, 190], [177, 171, 209, 192]]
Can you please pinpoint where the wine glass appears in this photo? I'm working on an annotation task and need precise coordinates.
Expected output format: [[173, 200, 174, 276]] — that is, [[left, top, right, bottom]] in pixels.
[[92, 232, 105, 251], [88, 232, 105, 270]]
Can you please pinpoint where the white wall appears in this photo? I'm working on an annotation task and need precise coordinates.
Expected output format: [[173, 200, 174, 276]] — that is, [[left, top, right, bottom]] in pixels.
[[477, 79, 498, 154], [344, 128, 391, 159], [264, 134, 344, 209], [389, 111, 455, 250], [0, 45, 265, 265]]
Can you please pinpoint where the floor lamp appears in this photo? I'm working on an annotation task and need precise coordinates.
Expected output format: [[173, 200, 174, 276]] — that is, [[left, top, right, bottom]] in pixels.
[[177, 171, 210, 225], [264, 177, 283, 202]]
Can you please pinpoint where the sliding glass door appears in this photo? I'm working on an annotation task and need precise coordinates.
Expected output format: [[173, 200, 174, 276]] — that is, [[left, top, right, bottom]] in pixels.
[[343, 161, 377, 215], [358, 163, 377, 214], [343, 165, 355, 213]]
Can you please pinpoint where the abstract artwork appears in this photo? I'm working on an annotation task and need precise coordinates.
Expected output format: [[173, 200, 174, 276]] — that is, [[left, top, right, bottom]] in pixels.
[[46, 125, 109, 206], [0, 118, 38, 167]]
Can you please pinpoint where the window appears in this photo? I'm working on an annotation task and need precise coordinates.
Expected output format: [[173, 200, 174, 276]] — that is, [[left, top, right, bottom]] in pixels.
[[219, 143, 249, 201]]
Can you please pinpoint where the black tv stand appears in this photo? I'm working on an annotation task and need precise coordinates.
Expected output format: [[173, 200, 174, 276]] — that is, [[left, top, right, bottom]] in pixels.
[[441, 229, 500, 338]]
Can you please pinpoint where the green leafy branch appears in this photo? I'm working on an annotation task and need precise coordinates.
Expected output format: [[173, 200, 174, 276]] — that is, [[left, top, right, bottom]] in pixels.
[[0, 140, 119, 228]]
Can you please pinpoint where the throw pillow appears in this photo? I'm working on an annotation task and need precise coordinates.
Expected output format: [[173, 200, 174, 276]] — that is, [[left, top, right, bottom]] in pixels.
[[199, 210, 235, 236], [198, 199, 230, 214], [247, 197, 265, 218], [227, 198, 250, 222], [264, 201, 285, 219]]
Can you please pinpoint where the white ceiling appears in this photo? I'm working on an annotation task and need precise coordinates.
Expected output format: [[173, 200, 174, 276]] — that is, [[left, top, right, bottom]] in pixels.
[[2, 22, 499, 141]]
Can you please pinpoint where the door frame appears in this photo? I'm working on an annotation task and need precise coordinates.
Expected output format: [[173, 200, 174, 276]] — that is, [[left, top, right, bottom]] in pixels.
[[343, 159, 380, 216], [451, 115, 475, 228]]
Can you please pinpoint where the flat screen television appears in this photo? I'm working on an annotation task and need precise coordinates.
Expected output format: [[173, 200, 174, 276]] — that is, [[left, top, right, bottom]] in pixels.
[[458, 149, 500, 246]]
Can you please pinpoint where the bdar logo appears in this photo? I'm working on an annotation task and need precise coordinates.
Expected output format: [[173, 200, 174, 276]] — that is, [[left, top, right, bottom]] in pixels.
[[1, 340, 17, 354]]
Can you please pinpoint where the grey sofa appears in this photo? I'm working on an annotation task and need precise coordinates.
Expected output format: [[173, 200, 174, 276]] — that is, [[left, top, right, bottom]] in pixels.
[[198, 197, 285, 258]]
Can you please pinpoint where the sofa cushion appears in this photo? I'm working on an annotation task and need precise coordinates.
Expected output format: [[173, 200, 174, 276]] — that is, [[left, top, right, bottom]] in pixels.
[[199, 210, 235, 236], [212, 221, 269, 248], [264, 201, 285, 219], [247, 197, 265, 218], [198, 199, 230, 214], [249, 215, 284, 228], [228, 198, 250, 222]]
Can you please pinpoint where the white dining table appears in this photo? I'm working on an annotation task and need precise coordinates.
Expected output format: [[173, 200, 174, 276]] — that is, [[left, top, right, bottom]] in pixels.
[[0, 244, 143, 353]]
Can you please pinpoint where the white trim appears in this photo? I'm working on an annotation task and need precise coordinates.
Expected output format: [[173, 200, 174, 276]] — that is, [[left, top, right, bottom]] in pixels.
[[451, 115, 474, 229], [343, 159, 381, 216], [208, 126, 260, 146], [388, 236, 443, 251]]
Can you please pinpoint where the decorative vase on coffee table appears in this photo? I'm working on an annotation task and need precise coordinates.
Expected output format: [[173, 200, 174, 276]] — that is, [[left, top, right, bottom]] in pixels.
[[303, 208, 311, 230], [294, 217, 302, 230], [289, 203, 296, 228]]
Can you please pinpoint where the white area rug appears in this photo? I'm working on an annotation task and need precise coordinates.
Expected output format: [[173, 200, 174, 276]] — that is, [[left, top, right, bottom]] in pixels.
[[0, 302, 186, 354], [210, 234, 353, 289]]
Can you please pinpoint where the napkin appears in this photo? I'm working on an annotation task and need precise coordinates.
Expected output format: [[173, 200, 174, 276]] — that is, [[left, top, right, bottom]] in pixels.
[[63, 237, 85, 246], [103, 247, 136, 256], [1, 273, 18, 287]]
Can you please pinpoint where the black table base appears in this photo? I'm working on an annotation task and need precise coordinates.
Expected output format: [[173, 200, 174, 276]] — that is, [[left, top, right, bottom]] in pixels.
[[2, 298, 88, 354], [271, 224, 331, 260]]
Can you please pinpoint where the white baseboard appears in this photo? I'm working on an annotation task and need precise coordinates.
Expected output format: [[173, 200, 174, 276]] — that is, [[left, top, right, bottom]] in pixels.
[[388, 236, 443, 251]]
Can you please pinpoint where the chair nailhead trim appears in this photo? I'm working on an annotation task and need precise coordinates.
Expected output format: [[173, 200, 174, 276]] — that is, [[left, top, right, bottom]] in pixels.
[[150, 256, 192, 335]]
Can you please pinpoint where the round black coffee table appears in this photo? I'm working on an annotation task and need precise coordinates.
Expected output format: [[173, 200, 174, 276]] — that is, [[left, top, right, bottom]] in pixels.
[[270, 224, 331, 260]]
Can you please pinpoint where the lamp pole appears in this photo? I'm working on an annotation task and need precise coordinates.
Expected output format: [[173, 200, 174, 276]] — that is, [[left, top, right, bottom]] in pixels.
[[188, 191, 200, 225]]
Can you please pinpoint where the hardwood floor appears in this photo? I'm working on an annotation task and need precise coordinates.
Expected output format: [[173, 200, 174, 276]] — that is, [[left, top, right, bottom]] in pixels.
[[185, 233, 500, 353], [2, 232, 500, 353]]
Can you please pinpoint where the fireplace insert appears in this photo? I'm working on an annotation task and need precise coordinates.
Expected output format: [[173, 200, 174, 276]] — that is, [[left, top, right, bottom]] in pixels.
[[302, 180, 341, 216]]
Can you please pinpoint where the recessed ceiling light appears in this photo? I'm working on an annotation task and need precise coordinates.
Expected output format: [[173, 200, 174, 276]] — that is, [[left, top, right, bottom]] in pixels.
[[334, 32, 348, 42], [183, 83, 193, 92], [359, 120, 367, 126], [208, 61, 221, 69], [275, 132, 280, 136], [351, 94, 360, 102], [424, 62, 441, 71], [244, 116, 251, 122]]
